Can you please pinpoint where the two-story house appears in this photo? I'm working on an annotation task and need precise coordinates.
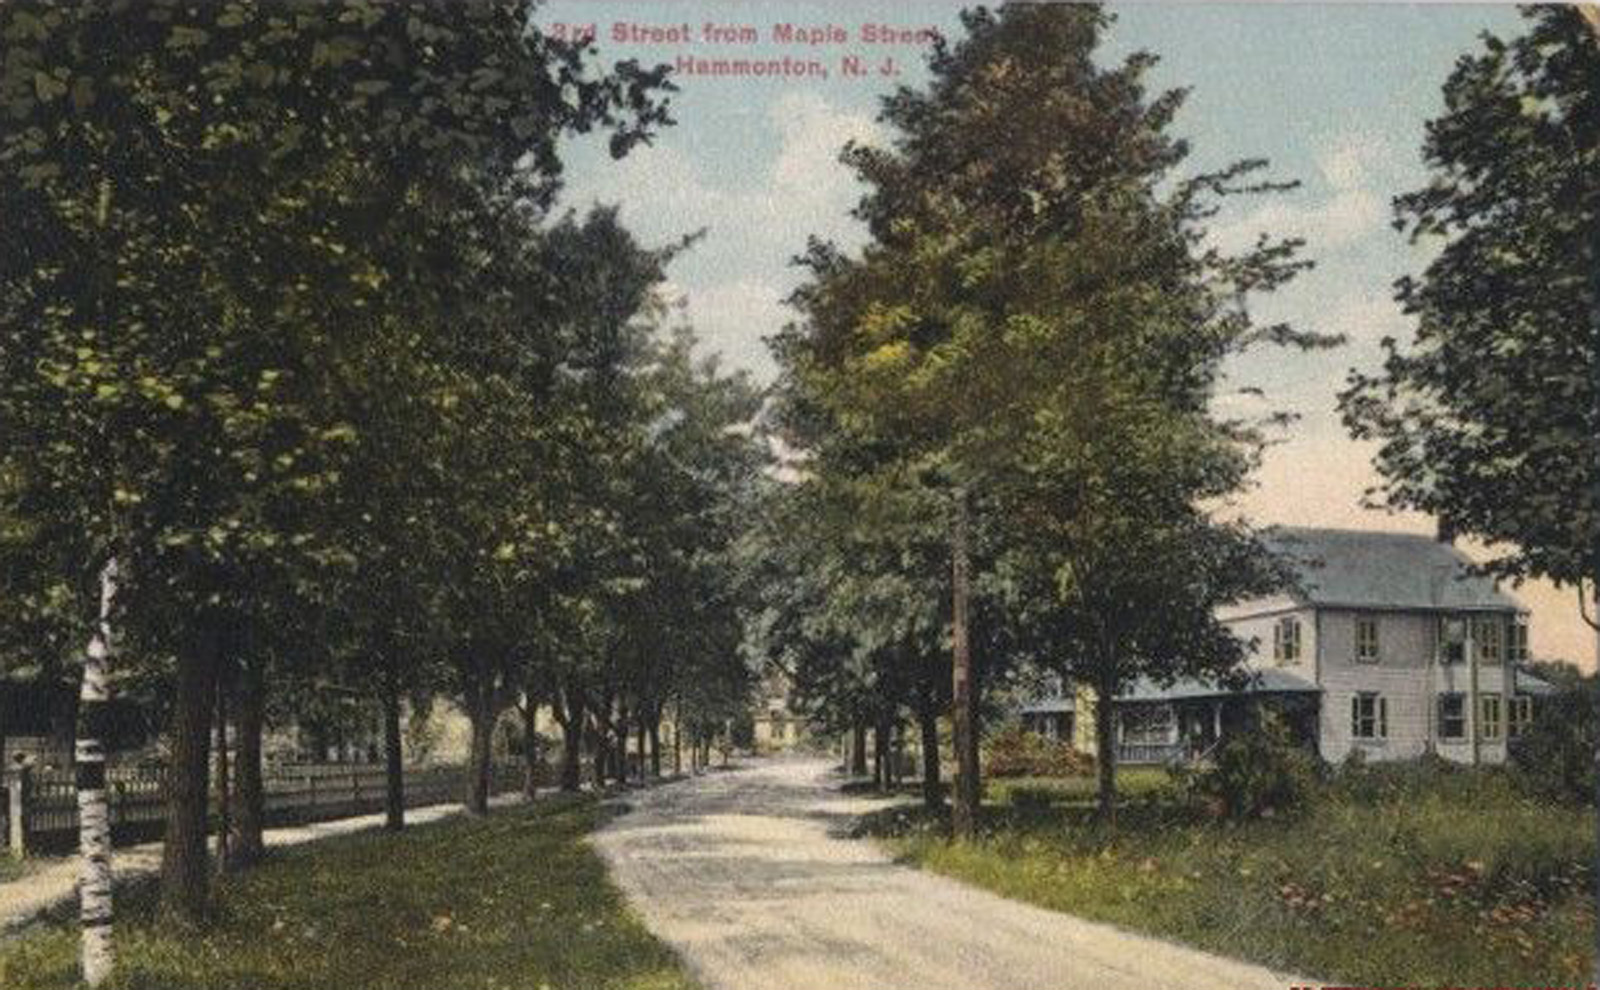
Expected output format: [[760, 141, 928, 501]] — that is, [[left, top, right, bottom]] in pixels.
[[1018, 526, 1557, 765], [1227, 526, 1550, 765]]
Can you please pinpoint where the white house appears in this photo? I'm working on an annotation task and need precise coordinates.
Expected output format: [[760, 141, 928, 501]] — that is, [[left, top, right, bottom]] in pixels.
[[1020, 526, 1559, 765]]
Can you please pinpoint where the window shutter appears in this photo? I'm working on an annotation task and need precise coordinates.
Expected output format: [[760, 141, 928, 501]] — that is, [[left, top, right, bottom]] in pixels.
[[1274, 622, 1283, 660], [1350, 695, 1359, 737], [1378, 697, 1388, 738]]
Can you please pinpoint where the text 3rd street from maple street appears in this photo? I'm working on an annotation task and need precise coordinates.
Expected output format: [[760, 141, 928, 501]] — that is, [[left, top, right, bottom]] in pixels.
[[537, 20, 944, 82]]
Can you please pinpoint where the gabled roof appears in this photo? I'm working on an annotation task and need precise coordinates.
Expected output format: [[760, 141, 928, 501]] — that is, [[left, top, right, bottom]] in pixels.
[[1265, 526, 1521, 613]]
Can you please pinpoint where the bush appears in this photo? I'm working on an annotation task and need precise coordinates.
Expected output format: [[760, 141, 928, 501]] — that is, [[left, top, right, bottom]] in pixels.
[[982, 725, 1095, 778], [1185, 713, 1320, 820], [1510, 683, 1597, 804]]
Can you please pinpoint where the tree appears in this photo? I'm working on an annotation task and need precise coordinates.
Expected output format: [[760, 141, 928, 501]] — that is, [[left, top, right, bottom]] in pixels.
[[781, 5, 1326, 831], [1342, 7, 1599, 607], [0, 0, 671, 932], [1338, 9, 1598, 980]]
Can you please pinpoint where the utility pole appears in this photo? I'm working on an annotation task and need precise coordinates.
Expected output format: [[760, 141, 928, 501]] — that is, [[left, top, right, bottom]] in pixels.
[[1578, 11, 1600, 990], [949, 487, 979, 840]]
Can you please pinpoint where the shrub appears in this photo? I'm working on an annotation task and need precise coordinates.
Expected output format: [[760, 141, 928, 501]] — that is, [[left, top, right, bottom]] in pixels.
[[982, 725, 1095, 778], [1510, 682, 1597, 804], [1186, 713, 1320, 820]]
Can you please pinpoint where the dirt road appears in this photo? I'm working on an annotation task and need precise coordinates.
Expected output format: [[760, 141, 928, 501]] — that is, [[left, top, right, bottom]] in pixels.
[[594, 757, 1308, 990]]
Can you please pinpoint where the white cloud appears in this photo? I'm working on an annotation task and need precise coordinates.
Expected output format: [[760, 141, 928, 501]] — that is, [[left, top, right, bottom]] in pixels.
[[564, 94, 882, 379], [1209, 130, 1395, 256], [682, 279, 791, 380]]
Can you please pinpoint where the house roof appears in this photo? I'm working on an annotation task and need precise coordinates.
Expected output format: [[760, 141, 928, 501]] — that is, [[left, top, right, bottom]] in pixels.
[[1265, 527, 1521, 613], [1018, 697, 1074, 715], [1017, 668, 1318, 714]]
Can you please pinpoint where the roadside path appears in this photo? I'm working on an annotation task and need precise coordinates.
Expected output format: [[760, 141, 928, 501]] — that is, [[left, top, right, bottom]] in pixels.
[[594, 757, 1310, 990], [0, 795, 520, 933]]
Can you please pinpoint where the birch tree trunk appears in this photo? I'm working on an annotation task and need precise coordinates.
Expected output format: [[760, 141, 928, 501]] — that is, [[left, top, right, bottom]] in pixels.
[[75, 558, 118, 986]]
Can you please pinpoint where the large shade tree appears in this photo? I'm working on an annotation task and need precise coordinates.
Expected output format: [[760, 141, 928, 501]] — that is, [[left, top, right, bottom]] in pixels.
[[780, 4, 1330, 832]]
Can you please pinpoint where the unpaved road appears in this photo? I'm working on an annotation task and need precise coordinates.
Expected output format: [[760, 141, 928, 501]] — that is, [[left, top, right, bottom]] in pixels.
[[595, 758, 1308, 990]]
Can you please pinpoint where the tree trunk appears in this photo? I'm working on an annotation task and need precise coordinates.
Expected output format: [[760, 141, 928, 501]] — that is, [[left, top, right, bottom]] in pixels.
[[464, 685, 494, 816], [672, 706, 683, 776], [1094, 664, 1119, 828], [383, 673, 404, 831], [591, 716, 610, 790], [851, 722, 868, 776], [521, 699, 541, 800], [635, 720, 647, 783], [648, 711, 662, 779], [558, 708, 583, 792], [233, 660, 265, 865], [160, 628, 218, 921], [873, 716, 889, 791], [918, 702, 942, 812], [950, 488, 980, 839], [213, 671, 230, 874], [76, 559, 117, 985]]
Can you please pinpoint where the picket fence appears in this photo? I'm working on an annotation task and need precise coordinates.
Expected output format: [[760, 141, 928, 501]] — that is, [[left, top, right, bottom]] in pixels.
[[2, 761, 528, 854]]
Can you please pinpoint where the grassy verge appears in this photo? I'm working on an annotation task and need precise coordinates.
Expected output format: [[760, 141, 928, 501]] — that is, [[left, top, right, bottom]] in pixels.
[[0, 797, 697, 990], [0, 856, 43, 884], [862, 767, 1593, 986]]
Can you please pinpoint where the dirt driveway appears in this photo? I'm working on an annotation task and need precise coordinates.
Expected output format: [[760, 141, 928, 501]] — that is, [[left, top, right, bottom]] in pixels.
[[594, 757, 1309, 990]]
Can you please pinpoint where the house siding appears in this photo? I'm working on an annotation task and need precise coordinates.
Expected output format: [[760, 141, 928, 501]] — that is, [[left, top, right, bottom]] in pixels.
[[1317, 608, 1515, 765]]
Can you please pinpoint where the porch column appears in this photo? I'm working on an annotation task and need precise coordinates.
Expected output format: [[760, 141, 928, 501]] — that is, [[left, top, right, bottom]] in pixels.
[[1212, 701, 1222, 741]]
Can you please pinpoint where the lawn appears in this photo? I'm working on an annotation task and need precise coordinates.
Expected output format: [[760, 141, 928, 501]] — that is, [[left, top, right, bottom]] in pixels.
[[863, 764, 1594, 987], [0, 797, 698, 990]]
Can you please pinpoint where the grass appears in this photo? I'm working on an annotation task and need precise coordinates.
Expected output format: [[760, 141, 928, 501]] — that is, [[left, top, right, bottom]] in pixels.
[[0, 797, 698, 990], [862, 764, 1594, 987], [0, 855, 43, 884]]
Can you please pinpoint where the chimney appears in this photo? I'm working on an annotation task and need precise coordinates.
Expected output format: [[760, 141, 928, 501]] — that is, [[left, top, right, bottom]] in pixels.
[[1436, 514, 1457, 545]]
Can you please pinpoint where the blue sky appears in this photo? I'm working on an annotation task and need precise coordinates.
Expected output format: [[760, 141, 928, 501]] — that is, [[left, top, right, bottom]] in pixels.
[[542, 2, 1591, 666]]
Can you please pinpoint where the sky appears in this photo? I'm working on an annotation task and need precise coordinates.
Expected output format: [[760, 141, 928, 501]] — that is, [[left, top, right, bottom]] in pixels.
[[541, 1, 1594, 669]]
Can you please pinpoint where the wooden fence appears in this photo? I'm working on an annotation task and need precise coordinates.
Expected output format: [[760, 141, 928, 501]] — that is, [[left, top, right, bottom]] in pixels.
[[3, 761, 529, 855]]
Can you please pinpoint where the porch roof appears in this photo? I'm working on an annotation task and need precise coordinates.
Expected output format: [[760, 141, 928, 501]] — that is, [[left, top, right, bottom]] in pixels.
[[1514, 667, 1560, 696], [1120, 668, 1320, 703]]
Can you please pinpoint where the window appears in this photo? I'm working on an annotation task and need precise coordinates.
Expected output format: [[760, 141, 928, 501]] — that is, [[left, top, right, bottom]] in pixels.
[[1508, 617, 1529, 664], [1438, 693, 1466, 739], [1274, 617, 1302, 664], [1480, 693, 1502, 741], [1122, 705, 1175, 745], [1439, 616, 1467, 665], [1509, 695, 1534, 737], [1355, 616, 1380, 663], [1474, 618, 1503, 664], [1351, 693, 1387, 740]]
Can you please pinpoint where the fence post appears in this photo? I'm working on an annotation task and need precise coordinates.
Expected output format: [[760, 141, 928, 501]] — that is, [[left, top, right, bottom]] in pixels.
[[351, 768, 360, 811], [305, 772, 315, 812], [8, 764, 29, 859]]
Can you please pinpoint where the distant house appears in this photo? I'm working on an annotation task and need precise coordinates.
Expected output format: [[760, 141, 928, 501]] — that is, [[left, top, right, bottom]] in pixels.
[[1020, 526, 1559, 766]]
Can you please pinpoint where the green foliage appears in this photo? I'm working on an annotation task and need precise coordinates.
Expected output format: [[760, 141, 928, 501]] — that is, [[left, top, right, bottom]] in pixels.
[[1179, 715, 1321, 821], [1340, 7, 1600, 588], [772, 4, 1332, 818], [1509, 682, 1598, 805], [981, 726, 1094, 779], [0, 799, 699, 990]]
